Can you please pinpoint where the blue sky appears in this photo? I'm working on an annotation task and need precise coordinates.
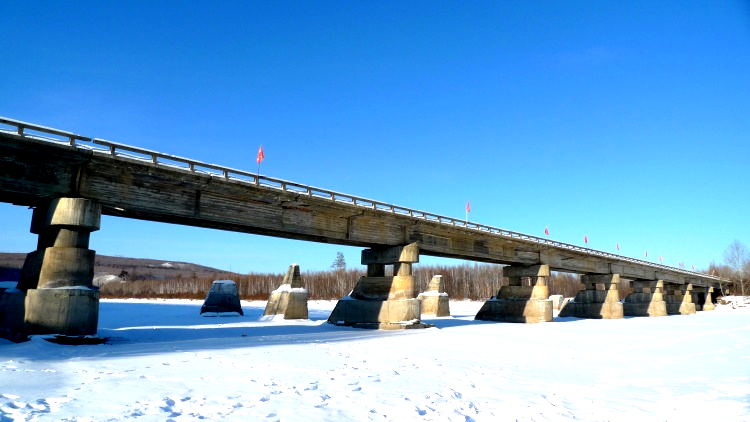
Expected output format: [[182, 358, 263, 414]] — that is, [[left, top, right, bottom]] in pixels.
[[1, 1, 749, 274]]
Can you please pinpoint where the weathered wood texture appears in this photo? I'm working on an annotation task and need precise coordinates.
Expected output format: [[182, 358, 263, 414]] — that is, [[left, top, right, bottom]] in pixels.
[[0, 131, 727, 289]]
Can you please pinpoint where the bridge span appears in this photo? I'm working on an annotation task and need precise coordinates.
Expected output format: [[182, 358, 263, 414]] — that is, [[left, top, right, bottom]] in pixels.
[[0, 117, 731, 338]]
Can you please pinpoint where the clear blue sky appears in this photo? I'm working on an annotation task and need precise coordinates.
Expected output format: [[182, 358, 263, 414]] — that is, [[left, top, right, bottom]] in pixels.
[[1, 1, 748, 274]]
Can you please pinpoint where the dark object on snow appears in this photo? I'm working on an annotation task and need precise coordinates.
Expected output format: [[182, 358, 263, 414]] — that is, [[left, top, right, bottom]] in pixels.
[[200, 280, 244, 316]]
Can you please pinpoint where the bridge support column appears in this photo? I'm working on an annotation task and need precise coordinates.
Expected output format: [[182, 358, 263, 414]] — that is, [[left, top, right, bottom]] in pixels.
[[328, 243, 429, 329], [20, 198, 101, 336], [623, 280, 667, 317], [694, 286, 716, 311], [559, 274, 623, 319], [665, 283, 696, 315], [475, 264, 552, 323]]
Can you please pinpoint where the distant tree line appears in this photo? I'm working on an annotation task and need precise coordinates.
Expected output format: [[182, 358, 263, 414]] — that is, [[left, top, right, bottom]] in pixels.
[[95, 239, 750, 301], [98, 262, 627, 301]]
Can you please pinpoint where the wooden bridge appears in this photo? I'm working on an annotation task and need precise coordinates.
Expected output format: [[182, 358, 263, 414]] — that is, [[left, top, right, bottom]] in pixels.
[[0, 117, 732, 337]]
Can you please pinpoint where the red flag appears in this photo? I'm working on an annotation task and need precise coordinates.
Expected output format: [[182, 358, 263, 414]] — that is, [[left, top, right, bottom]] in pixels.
[[545, 226, 549, 236], [692, 264, 695, 271], [466, 201, 470, 213], [584, 235, 588, 245], [659, 255, 663, 263], [616, 243, 620, 251], [257, 145, 265, 164], [645, 250, 648, 258]]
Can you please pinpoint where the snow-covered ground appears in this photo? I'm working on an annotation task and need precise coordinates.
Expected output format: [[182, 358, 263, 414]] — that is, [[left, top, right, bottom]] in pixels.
[[1, 298, 749, 421]]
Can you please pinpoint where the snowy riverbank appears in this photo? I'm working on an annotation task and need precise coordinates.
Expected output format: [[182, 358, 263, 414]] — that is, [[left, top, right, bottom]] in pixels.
[[1, 298, 749, 421]]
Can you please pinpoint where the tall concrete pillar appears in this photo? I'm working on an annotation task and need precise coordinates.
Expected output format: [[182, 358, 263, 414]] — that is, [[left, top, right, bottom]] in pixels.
[[328, 243, 429, 329], [665, 283, 696, 315], [623, 279, 667, 317], [559, 274, 623, 319], [475, 264, 552, 323], [21, 198, 101, 336]]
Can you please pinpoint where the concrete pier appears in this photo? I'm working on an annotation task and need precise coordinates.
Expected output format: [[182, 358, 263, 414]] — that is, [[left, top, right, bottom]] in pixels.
[[418, 275, 450, 317], [697, 286, 716, 311], [665, 283, 696, 315], [559, 274, 623, 319], [475, 264, 552, 323], [263, 264, 309, 319], [328, 243, 428, 329], [623, 280, 667, 317], [201, 280, 244, 316], [22, 198, 102, 336]]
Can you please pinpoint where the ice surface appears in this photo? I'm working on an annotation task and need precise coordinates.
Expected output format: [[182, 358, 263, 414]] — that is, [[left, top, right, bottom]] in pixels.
[[0, 298, 748, 421]]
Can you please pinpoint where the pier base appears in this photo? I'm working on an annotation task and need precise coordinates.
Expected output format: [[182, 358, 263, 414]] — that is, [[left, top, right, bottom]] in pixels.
[[5, 198, 102, 340], [697, 286, 716, 311], [475, 264, 552, 323], [665, 283, 696, 315], [418, 275, 450, 317], [559, 274, 623, 319], [328, 243, 430, 329], [263, 264, 308, 319], [623, 280, 667, 317]]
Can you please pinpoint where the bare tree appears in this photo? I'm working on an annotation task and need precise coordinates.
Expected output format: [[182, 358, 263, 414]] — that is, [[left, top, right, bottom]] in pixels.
[[724, 240, 749, 296], [330, 252, 347, 271]]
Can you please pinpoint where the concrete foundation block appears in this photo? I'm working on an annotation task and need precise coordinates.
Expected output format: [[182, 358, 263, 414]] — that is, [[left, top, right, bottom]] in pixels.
[[559, 301, 624, 319], [201, 280, 244, 316], [666, 302, 696, 315], [475, 298, 553, 323], [350, 275, 417, 300], [263, 290, 308, 319], [24, 288, 100, 336], [37, 247, 96, 289], [418, 294, 450, 317], [418, 275, 450, 316], [328, 298, 421, 326], [0, 290, 28, 342], [623, 300, 667, 317], [262, 264, 308, 319]]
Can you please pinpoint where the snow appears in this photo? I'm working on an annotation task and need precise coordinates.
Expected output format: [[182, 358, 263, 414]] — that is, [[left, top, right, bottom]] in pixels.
[[1, 298, 749, 421], [418, 291, 449, 297], [270, 284, 307, 294], [94, 274, 122, 284]]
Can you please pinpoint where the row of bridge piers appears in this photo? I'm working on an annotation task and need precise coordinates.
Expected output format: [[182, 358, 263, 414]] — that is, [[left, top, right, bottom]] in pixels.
[[0, 197, 721, 340], [330, 245, 718, 327]]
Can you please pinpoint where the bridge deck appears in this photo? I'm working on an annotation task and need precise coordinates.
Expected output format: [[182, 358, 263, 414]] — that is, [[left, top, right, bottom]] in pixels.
[[0, 117, 728, 288]]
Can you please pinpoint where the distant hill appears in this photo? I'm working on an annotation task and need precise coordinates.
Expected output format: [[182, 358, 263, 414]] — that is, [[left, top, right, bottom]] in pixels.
[[0, 252, 228, 286]]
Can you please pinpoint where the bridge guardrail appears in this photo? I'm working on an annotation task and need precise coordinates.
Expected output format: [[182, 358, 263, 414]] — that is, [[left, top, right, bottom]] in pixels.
[[0, 116, 727, 283]]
